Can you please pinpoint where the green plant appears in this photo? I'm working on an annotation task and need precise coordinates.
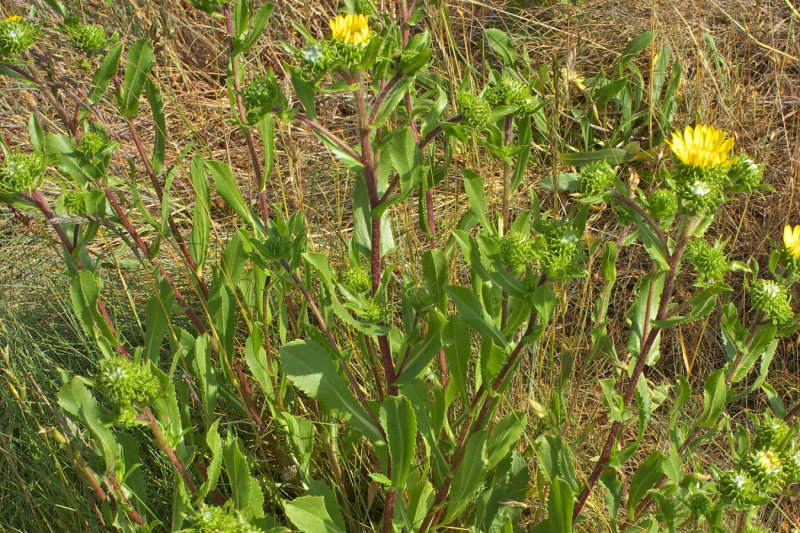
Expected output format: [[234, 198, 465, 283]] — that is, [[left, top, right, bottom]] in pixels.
[[1, 1, 799, 532]]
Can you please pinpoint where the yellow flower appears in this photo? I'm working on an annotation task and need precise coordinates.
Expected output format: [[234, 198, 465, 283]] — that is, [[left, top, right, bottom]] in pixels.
[[3, 15, 21, 23], [329, 14, 370, 45], [666, 124, 735, 169], [784, 224, 800, 258]]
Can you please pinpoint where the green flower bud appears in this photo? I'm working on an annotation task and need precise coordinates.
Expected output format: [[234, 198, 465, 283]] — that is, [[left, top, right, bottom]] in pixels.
[[263, 235, 290, 258], [0, 152, 45, 194], [0, 15, 38, 59], [780, 445, 800, 483], [749, 279, 794, 325], [339, 267, 371, 293], [646, 188, 677, 220], [485, 74, 531, 109], [671, 165, 727, 216], [533, 218, 584, 278], [360, 301, 384, 322], [241, 76, 277, 122], [686, 239, 728, 280], [685, 492, 711, 516], [579, 160, 616, 200], [67, 23, 108, 52], [189, 504, 264, 533], [743, 449, 785, 491], [744, 524, 770, 533], [355, 0, 374, 15], [63, 190, 88, 215], [516, 93, 541, 116], [457, 92, 491, 130], [717, 470, 756, 508], [754, 413, 791, 451], [500, 231, 534, 268], [725, 155, 763, 192], [96, 356, 160, 422], [77, 131, 106, 157], [408, 285, 430, 310]]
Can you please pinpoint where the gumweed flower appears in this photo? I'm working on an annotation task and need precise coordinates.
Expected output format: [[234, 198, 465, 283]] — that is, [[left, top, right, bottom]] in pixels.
[[63, 190, 88, 215], [686, 239, 728, 280], [646, 188, 677, 220], [784, 225, 800, 259], [339, 266, 371, 293], [749, 278, 794, 325], [667, 124, 735, 169], [744, 449, 785, 490], [0, 14, 38, 58], [0, 152, 45, 194], [578, 160, 616, 201], [717, 470, 755, 509], [67, 23, 108, 52], [456, 92, 491, 130], [499, 231, 535, 269], [329, 14, 370, 46]]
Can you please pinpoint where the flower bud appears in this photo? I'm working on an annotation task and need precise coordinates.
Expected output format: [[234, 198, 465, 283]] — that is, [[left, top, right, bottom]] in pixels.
[[0, 152, 45, 194], [241, 76, 277, 122], [457, 92, 491, 130], [339, 266, 371, 293], [485, 74, 532, 109], [743, 449, 785, 491], [408, 285, 430, 310], [96, 356, 159, 422], [187, 0, 225, 14], [67, 23, 108, 52], [749, 279, 794, 325], [77, 131, 106, 157], [189, 504, 264, 533], [0, 15, 38, 59], [646, 188, 677, 220], [674, 168, 725, 216], [360, 301, 384, 322], [754, 413, 791, 451], [500, 231, 534, 268], [781, 445, 800, 483], [685, 492, 711, 516], [725, 155, 763, 191], [686, 239, 728, 280], [63, 190, 88, 215], [717, 470, 755, 508], [578, 160, 616, 200]]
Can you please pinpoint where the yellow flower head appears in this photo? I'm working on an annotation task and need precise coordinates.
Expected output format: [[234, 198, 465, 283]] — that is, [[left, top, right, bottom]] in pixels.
[[329, 14, 370, 45], [3, 15, 21, 23], [666, 124, 735, 169], [784, 224, 800, 259]]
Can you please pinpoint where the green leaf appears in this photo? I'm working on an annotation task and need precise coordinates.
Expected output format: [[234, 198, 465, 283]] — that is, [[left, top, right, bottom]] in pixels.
[[560, 148, 634, 167], [28, 113, 44, 152], [145, 79, 166, 174], [188, 155, 211, 272], [380, 395, 417, 490], [118, 39, 155, 117], [462, 169, 490, 229], [198, 419, 223, 501], [485, 28, 517, 66], [697, 368, 726, 427], [205, 160, 263, 234], [223, 437, 265, 518], [284, 496, 346, 533], [281, 339, 383, 444], [80, 42, 123, 122], [291, 70, 316, 120], [594, 78, 628, 109], [386, 127, 423, 199], [373, 74, 416, 127], [69, 271, 118, 351], [548, 477, 575, 533], [619, 31, 655, 73], [442, 316, 470, 403], [395, 311, 444, 385], [444, 285, 507, 349], [143, 277, 174, 364], [58, 378, 117, 470], [627, 451, 665, 516], [446, 429, 488, 521], [236, 3, 275, 54], [486, 411, 527, 469], [422, 248, 448, 311], [258, 114, 275, 192]]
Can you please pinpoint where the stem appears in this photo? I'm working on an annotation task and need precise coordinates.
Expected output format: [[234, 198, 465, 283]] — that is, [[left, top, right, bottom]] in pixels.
[[26, 57, 78, 135], [610, 192, 668, 251], [145, 408, 198, 497], [280, 260, 385, 439], [222, 2, 265, 210], [294, 113, 363, 163], [106, 470, 144, 526], [118, 106, 209, 300], [572, 225, 690, 522], [29, 190, 129, 358]]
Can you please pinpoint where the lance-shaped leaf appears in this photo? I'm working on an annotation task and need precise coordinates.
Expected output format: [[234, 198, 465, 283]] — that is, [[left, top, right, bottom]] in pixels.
[[284, 496, 346, 533], [118, 39, 154, 117], [281, 338, 383, 444], [380, 394, 417, 490], [79, 42, 123, 122]]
